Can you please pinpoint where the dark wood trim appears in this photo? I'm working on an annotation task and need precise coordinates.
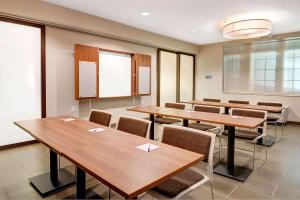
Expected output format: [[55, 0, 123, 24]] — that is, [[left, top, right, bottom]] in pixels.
[[157, 50, 161, 106], [176, 53, 180, 103], [41, 25, 46, 118], [0, 140, 39, 151], [287, 121, 300, 125], [157, 49, 196, 105]]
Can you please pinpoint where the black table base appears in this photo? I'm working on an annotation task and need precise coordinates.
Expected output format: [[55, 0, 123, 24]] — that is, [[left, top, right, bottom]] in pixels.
[[30, 150, 75, 197], [64, 188, 103, 200], [213, 161, 252, 182]]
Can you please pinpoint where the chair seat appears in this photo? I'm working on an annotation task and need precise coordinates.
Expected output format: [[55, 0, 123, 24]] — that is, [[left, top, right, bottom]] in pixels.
[[154, 117, 181, 124], [267, 116, 280, 122], [153, 169, 205, 198], [223, 129, 261, 140], [189, 123, 216, 131]]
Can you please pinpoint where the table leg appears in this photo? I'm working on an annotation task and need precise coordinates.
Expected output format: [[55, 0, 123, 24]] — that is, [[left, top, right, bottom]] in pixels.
[[213, 126, 252, 182], [183, 119, 189, 127], [224, 107, 229, 130], [29, 150, 75, 197], [150, 114, 155, 140]]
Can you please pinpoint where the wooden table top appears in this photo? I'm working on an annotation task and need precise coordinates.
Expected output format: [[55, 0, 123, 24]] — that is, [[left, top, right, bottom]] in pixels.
[[14, 116, 203, 198], [128, 106, 265, 129], [184, 100, 284, 113]]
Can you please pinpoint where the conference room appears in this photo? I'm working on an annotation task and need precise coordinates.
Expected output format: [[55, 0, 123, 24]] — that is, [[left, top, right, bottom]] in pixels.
[[1, 0, 300, 199]]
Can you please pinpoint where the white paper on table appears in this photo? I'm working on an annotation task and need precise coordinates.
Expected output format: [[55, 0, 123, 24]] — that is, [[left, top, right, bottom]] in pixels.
[[63, 118, 76, 122], [88, 127, 106, 133], [136, 143, 159, 152]]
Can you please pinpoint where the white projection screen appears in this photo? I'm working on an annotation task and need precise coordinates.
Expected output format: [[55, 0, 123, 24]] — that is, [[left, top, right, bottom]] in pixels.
[[99, 51, 132, 97], [0, 20, 42, 146], [179, 54, 194, 101], [159, 51, 177, 106]]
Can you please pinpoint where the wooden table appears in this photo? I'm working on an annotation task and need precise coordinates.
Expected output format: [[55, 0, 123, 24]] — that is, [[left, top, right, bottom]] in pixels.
[[128, 106, 265, 182], [14, 116, 203, 199], [185, 100, 284, 146]]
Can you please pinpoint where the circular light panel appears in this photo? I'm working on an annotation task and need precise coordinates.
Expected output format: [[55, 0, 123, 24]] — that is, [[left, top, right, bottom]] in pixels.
[[223, 19, 272, 39]]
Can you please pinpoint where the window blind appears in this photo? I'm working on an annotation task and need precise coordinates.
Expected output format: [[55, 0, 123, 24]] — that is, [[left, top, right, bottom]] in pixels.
[[223, 38, 300, 96]]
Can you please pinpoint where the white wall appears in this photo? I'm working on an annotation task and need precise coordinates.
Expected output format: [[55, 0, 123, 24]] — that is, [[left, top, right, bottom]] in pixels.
[[46, 27, 156, 123], [196, 43, 300, 122]]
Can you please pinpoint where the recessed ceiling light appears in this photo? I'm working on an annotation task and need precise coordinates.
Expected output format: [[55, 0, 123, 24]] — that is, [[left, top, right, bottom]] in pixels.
[[192, 30, 198, 34], [141, 12, 150, 16]]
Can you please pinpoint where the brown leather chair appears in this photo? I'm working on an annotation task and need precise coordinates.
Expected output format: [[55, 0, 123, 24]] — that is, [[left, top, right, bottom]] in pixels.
[[189, 105, 223, 160], [203, 98, 221, 102], [147, 125, 215, 200], [223, 109, 267, 169], [89, 109, 112, 127], [154, 103, 185, 124], [257, 102, 286, 142], [117, 115, 151, 138], [228, 100, 250, 104]]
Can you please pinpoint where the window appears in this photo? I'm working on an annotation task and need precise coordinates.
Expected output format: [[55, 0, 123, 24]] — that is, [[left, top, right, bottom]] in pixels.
[[283, 40, 300, 93], [223, 38, 300, 96]]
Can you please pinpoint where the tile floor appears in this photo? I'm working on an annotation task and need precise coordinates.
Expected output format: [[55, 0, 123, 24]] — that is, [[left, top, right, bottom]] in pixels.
[[0, 124, 300, 199]]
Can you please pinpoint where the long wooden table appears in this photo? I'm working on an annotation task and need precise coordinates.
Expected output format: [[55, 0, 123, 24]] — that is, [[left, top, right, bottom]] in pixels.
[[14, 116, 203, 199], [184, 100, 284, 146], [128, 106, 265, 182]]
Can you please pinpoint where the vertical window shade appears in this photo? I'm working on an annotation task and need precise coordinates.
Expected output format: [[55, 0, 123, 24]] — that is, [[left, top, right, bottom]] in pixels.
[[223, 38, 300, 96]]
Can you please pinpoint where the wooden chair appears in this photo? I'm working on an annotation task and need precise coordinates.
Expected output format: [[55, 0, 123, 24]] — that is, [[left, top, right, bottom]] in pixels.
[[189, 105, 223, 160], [147, 125, 215, 200], [257, 102, 287, 143], [203, 98, 221, 102], [228, 100, 250, 104], [223, 109, 268, 169], [117, 115, 151, 138], [154, 103, 185, 124], [89, 109, 112, 127]]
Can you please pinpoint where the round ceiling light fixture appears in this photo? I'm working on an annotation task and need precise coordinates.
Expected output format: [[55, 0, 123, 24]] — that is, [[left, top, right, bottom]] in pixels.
[[223, 19, 272, 39]]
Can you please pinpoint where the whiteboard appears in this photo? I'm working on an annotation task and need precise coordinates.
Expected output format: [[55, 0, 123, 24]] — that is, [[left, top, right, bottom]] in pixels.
[[99, 51, 132, 97], [79, 61, 97, 98], [138, 66, 150, 94]]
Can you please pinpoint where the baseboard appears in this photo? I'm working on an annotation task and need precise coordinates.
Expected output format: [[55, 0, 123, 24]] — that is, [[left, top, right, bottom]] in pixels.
[[287, 121, 300, 125], [0, 140, 39, 150]]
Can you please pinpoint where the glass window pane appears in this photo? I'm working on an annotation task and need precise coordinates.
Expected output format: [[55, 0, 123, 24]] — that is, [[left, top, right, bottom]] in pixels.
[[294, 81, 300, 91], [295, 58, 300, 68], [284, 69, 294, 80], [266, 59, 276, 69], [266, 70, 275, 80], [255, 59, 265, 69], [295, 49, 300, 57], [266, 52, 276, 59], [294, 69, 300, 80], [265, 81, 275, 91], [255, 70, 265, 80], [254, 81, 265, 91], [283, 81, 293, 91], [284, 58, 294, 69]]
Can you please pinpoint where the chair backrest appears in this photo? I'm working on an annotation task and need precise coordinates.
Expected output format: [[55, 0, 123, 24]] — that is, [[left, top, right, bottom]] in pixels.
[[230, 108, 267, 136], [162, 125, 215, 165], [89, 109, 112, 127], [228, 100, 249, 104], [117, 115, 151, 138], [257, 102, 282, 107], [203, 98, 221, 103], [165, 103, 185, 110], [193, 105, 221, 114]]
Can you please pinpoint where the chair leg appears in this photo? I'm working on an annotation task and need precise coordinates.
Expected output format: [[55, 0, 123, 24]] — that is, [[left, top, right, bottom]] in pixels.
[[108, 188, 111, 200], [265, 145, 268, 160], [252, 144, 256, 170], [210, 181, 214, 200], [274, 123, 278, 143]]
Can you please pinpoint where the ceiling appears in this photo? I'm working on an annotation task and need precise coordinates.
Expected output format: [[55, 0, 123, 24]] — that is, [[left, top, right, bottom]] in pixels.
[[43, 0, 300, 45]]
